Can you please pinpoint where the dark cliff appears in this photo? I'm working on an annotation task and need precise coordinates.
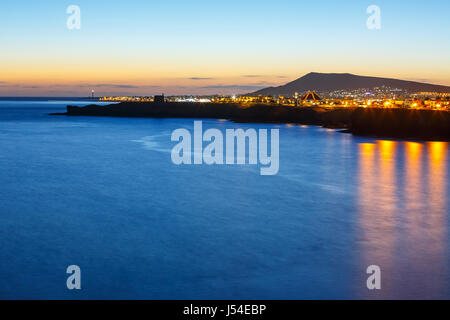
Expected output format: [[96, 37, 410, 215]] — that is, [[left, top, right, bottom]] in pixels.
[[64, 102, 351, 126], [350, 108, 450, 140], [55, 102, 450, 141]]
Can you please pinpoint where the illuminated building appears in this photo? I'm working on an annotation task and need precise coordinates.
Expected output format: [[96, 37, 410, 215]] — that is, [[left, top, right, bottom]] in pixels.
[[301, 91, 322, 102]]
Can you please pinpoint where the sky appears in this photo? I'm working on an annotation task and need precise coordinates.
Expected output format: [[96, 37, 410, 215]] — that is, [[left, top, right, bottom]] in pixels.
[[0, 0, 449, 96]]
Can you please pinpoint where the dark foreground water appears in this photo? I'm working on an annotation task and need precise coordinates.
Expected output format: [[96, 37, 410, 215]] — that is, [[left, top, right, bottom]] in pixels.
[[0, 98, 448, 299]]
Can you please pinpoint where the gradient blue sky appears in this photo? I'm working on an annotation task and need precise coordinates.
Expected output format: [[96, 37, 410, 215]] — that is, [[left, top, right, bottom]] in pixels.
[[1, 0, 449, 96]]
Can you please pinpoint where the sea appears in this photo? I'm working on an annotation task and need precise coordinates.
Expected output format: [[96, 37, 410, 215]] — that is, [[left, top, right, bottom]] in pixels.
[[0, 98, 448, 299]]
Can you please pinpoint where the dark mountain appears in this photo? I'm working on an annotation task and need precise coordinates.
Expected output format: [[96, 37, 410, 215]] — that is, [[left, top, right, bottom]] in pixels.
[[252, 72, 450, 96]]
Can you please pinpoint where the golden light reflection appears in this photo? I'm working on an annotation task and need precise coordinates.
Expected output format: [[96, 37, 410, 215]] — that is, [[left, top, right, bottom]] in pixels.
[[357, 140, 449, 298], [426, 142, 448, 289], [405, 142, 422, 161], [379, 140, 396, 160], [404, 141, 426, 273], [405, 142, 424, 213], [358, 141, 396, 292], [358, 141, 397, 296], [429, 141, 447, 164], [377, 140, 398, 220]]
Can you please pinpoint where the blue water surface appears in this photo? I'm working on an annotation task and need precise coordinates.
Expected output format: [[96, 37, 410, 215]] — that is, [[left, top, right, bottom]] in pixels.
[[0, 98, 448, 299]]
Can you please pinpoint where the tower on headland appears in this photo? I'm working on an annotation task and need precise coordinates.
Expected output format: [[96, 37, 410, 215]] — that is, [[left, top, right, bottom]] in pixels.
[[154, 94, 165, 103], [91, 89, 95, 99]]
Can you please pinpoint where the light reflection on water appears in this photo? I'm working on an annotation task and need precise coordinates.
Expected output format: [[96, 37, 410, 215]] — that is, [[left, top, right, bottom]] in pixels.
[[358, 140, 448, 299]]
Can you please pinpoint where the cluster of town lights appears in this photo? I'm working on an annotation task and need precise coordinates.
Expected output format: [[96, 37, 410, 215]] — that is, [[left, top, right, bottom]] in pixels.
[[99, 92, 450, 111]]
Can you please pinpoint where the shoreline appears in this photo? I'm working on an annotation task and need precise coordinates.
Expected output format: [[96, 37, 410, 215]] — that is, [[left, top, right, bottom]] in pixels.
[[50, 102, 450, 141]]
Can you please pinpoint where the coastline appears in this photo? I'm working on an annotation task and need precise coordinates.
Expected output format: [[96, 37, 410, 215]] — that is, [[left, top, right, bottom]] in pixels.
[[51, 102, 450, 141]]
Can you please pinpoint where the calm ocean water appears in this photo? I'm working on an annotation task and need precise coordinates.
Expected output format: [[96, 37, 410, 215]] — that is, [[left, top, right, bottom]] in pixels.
[[0, 98, 448, 299]]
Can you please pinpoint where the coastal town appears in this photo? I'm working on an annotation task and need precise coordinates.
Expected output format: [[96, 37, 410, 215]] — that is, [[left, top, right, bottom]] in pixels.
[[99, 87, 450, 111]]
